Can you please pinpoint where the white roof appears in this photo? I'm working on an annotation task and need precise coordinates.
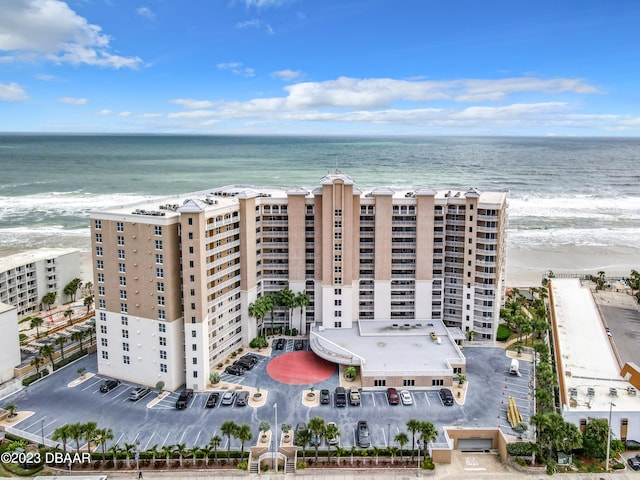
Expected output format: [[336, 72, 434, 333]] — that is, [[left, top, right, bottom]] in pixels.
[[0, 248, 80, 272]]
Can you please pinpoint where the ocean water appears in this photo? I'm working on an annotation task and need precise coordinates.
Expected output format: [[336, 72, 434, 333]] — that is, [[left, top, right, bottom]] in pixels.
[[1, 134, 639, 283]]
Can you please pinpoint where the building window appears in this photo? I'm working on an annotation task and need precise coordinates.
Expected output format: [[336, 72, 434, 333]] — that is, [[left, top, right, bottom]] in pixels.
[[334, 209, 342, 216], [189, 246, 194, 254], [157, 296, 165, 306], [100, 325, 108, 334], [334, 266, 342, 273], [98, 299, 106, 309], [121, 316, 128, 325], [160, 350, 167, 359], [334, 232, 342, 240], [160, 363, 167, 373], [122, 329, 129, 338], [117, 236, 124, 246], [120, 290, 127, 300], [188, 232, 193, 239], [192, 357, 198, 365], [97, 273, 104, 283], [334, 277, 342, 285], [158, 309, 165, 320], [101, 350, 108, 359], [120, 303, 128, 313], [335, 288, 342, 295], [117, 222, 124, 232], [191, 303, 196, 310], [403, 379, 415, 386], [122, 342, 129, 352], [191, 331, 197, 338], [95, 246, 103, 256], [159, 336, 166, 346], [94, 220, 102, 229], [334, 243, 342, 251], [123, 355, 130, 365], [192, 344, 197, 351], [157, 282, 164, 292], [155, 225, 162, 236], [156, 268, 164, 278], [101, 338, 108, 347], [335, 310, 342, 317], [374, 379, 386, 387], [155, 254, 163, 264], [193, 371, 198, 378], [189, 260, 194, 268], [334, 321, 342, 328], [334, 221, 342, 228], [335, 299, 342, 306], [97, 286, 105, 296], [188, 218, 193, 225], [432, 379, 444, 386], [119, 276, 126, 287], [118, 249, 125, 259], [119, 263, 126, 273], [95, 233, 102, 243], [159, 323, 166, 333], [99, 312, 106, 321], [96, 260, 104, 270], [155, 240, 163, 250]]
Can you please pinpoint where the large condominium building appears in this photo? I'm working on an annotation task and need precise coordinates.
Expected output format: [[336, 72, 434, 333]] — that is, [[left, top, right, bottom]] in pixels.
[[90, 171, 508, 390], [0, 248, 81, 317]]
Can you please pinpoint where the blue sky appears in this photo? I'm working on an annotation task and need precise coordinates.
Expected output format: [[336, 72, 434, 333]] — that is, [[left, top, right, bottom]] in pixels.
[[1, 0, 639, 135]]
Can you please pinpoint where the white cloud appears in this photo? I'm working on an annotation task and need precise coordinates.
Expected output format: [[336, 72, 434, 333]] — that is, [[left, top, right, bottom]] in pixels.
[[170, 98, 217, 109], [136, 7, 155, 19], [118, 111, 132, 117], [167, 110, 218, 119], [241, 0, 292, 8], [35, 74, 57, 81], [216, 61, 255, 77], [0, 0, 142, 69], [138, 113, 164, 118], [236, 19, 261, 29], [271, 69, 302, 81], [96, 109, 112, 115], [0, 82, 28, 102], [58, 96, 87, 105]]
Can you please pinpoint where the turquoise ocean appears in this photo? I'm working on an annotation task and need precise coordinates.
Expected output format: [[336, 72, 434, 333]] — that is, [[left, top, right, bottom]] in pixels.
[[1, 134, 639, 285]]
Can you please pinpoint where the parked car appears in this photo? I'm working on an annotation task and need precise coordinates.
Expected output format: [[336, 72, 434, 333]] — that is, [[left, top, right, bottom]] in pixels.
[[349, 387, 361, 406], [128, 387, 151, 401], [326, 422, 339, 446], [320, 389, 330, 405], [439, 388, 454, 406], [386, 387, 400, 405], [240, 354, 259, 366], [221, 391, 236, 405], [225, 365, 245, 376], [205, 392, 219, 408], [275, 339, 285, 350], [356, 420, 370, 448], [100, 379, 121, 393], [235, 391, 250, 407], [234, 359, 254, 370], [400, 389, 413, 405], [335, 387, 347, 407], [175, 389, 194, 409], [628, 456, 640, 471], [294, 339, 304, 350]]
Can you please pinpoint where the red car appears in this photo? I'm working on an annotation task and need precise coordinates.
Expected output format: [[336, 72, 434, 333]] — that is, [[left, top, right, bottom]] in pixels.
[[386, 387, 400, 405]]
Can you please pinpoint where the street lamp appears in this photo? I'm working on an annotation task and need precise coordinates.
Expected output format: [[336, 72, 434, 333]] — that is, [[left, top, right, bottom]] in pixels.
[[273, 403, 278, 472], [135, 439, 141, 471], [605, 401, 616, 472], [416, 440, 422, 477], [387, 423, 391, 448], [40, 419, 45, 446]]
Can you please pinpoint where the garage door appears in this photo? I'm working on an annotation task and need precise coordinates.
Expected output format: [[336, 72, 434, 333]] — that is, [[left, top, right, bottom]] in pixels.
[[457, 438, 493, 452]]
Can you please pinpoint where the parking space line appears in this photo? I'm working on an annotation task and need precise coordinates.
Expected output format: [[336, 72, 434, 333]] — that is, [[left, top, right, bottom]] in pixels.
[[178, 430, 186, 445], [115, 433, 125, 446], [423, 392, 431, 406], [193, 430, 201, 447], [81, 379, 102, 391], [24, 417, 46, 430], [143, 433, 155, 451], [110, 388, 129, 400], [160, 431, 171, 447]]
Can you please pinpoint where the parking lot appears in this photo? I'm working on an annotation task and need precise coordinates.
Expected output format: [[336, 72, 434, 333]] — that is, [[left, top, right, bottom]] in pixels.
[[2, 344, 533, 451]]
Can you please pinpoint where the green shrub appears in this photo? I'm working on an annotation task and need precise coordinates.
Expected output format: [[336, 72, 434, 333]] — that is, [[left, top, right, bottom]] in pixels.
[[237, 460, 248, 470], [22, 368, 50, 386], [291, 328, 298, 336], [496, 324, 512, 341], [507, 442, 536, 457], [296, 460, 307, 469], [54, 350, 85, 369], [421, 457, 435, 470]]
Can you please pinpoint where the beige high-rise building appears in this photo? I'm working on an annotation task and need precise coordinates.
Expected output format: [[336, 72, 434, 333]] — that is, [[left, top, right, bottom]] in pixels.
[[90, 171, 508, 390]]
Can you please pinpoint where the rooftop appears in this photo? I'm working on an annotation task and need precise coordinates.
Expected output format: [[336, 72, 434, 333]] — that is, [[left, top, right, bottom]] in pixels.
[[0, 248, 80, 273], [0, 302, 16, 315], [311, 319, 465, 377], [551, 278, 640, 412]]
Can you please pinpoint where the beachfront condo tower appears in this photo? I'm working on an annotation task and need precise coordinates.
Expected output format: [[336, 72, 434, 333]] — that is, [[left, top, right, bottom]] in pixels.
[[90, 171, 508, 390]]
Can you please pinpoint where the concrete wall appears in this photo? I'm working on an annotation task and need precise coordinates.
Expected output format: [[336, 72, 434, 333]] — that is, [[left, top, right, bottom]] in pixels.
[[0, 304, 20, 382]]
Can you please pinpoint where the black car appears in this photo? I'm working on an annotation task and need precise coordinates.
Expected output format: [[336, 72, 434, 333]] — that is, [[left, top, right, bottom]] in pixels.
[[234, 359, 254, 370], [320, 389, 330, 404], [294, 339, 304, 350], [335, 386, 347, 407], [628, 456, 640, 471], [235, 391, 250, 407], [205, 392, 219, 408], [175, 389, 194, 409], [225, 365, 245, 376], [356, 420, 370, 448], [275, 339, 285, 350], [99, 379, 121, 393], [439, 388, 454, 406]]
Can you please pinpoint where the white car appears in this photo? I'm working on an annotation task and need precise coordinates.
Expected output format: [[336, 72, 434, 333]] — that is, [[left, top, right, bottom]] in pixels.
[[400, 390, 413, 405]]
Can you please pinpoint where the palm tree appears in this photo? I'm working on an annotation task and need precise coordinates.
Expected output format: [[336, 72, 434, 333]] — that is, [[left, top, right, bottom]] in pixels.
[[107, 444, 121, 467], [123, 442, 136, 467], [199, 445, 212, 466], [84, 295, 94, 313], [40, 344, 55, 371], [264, 294, 275, 334], [30, 317, 44, 339], [324, 422, 340, 461], [71, 331, 85, 354], [220, 420, 238, 458], [94, 428, 114, 460], [52, 424, 71, 453], [308, 416, 326, 463], [85, 326, 96, 347], [68, 422, 84, 452], [295, 429, 312, 461], [55, 335, 67, 360], [406, 419, 421, 460], [235, 424, 253, 459], [248, 299, 267, 337], [147, 444, 159, 466], [160, 445, 173, 467], [42, 292, 57, 310], [84, 281, 93, 296], [294, 291, 311, 333], [279, 286, 296, 330], [4, 403, 17, 418], [174, 443, 187, 467], [394, 432, 409, 463], [418, 421, 438, 457], [209, 435, 222, 463], [83, 421, 98, 453], [30, 355, 44, 377]]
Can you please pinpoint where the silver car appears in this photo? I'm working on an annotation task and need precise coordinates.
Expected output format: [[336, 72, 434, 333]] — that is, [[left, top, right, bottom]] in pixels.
[[128, 387, 151, 401]]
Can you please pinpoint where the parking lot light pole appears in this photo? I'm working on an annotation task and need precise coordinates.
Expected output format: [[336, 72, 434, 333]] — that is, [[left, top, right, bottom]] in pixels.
[[605, 401, 615, 472], [387, 423, 391, 448], [416, 440, 422, 477], [40, 419, 45, 446], [273, 403, 278, 472]]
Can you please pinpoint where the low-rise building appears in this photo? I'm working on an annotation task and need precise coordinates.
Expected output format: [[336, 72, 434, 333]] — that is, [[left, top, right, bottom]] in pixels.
[[0, 302, 20, 383]]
